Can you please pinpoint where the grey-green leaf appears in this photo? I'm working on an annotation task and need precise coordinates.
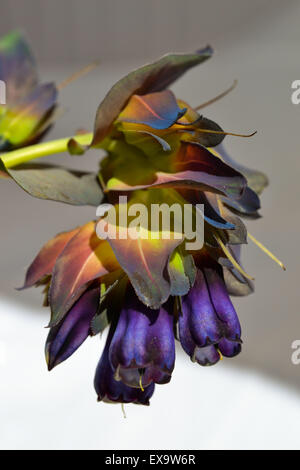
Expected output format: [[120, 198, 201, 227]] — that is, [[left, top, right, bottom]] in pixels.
[[0, 160, 103, 206], [216, 143, 268, 195], [92, 46, 213, 145]]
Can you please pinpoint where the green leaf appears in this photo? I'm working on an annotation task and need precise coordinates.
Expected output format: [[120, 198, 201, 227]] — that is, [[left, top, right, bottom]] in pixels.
[[90, 279, 119, 336], [90, 309, 108, 336], [168, 245, 196, 295], [67, 138, 87, 155]]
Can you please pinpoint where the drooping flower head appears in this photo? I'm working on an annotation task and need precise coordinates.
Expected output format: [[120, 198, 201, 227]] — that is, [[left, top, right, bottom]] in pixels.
[[1, 44, 281, 407]]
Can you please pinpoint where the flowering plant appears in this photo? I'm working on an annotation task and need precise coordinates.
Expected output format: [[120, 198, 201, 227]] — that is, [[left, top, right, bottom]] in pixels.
[[0, 32, 284, 406]]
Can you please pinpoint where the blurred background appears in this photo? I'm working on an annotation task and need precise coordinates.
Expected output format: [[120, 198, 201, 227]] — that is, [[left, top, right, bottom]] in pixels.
[[0, 0, 300, 450]]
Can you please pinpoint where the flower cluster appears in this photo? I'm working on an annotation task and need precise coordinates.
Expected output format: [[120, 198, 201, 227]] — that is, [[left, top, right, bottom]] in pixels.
[[0, 31, 57, 151], [1, 32, 276, 406]]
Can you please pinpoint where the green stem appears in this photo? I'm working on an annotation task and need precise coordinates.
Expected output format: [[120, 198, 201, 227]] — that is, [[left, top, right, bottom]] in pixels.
[[1, 132, 94, 168]]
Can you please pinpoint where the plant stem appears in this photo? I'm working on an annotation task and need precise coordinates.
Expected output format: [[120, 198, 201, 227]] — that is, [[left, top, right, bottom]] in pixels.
[[1, 132, 94, 168]]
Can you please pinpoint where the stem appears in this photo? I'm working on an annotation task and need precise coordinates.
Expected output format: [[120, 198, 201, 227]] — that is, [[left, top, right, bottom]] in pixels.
[[1, 132, 94, 168]]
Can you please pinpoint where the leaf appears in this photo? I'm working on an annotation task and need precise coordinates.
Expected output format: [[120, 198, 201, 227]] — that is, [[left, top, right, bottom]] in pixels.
[[168, 245, 196, 295], [221, 186, 261, 218], [90, 278, 120, 335], [92, 46, 213, 145], [118, 121, 181, 155], [215, 143, 268, 195], [90, 308, 109, 336], [118, 90, 186, 130], [101, 141, 158, 188], [49, 221, 120, 326], [105, 232, 183, 309], [67, 137, 87, 155], [45, 286, 100, 370], [178, 189, 235, 230], [97, 194, 184, 308], [0, 160, 103, 206], [91, 272, 127, 336], [223, 213, 247, 245], [21, 227, 80, 288], [219, 245, 254, 296], [107, 142, 247, 200], [178, 107, 225, 147], [124, 129, 171, 152], [223, 266, 254, 296], [189, 117, 225, 147], [204, 192, 247, 244]]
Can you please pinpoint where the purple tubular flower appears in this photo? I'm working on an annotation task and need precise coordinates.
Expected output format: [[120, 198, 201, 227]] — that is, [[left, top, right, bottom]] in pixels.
[[45, 286, 100, 370], [109, 288, 175, 389], [218, 338, 241, 358], [179, 266, 241, 365], [94, 328, 155, 405], [194, 345, 221, 366], [203, 266, 241, 342]]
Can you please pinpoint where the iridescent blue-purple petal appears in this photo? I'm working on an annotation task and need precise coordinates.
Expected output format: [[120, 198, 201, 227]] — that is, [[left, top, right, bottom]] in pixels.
[[180, 269, 223, 347], [95, 329, 155, 405], [204, 267, 241, 341], [218, 338, 242, 357], [109, 289, 175, 387], [45, 286, 99, 370]]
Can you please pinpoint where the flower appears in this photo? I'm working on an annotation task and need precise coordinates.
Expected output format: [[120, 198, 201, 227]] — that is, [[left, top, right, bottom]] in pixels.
[[21, 217, 253, 406], [109, 287, 175, 389], [94, 325, 155, 405], [0, 31, 58, 151], [6, 45, 279, 406], [179, 256, 242, 366], [45, 286, 101, 370]]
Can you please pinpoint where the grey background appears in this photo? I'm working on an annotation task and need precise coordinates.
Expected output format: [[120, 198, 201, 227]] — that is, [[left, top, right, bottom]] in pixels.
[[0, 0, 291, 63], [0, 0, 300, 448]]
